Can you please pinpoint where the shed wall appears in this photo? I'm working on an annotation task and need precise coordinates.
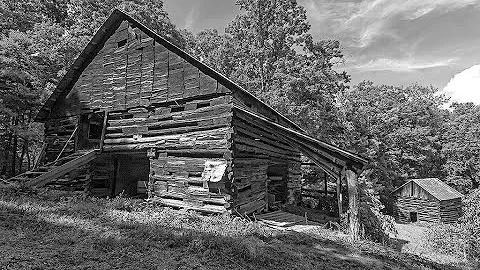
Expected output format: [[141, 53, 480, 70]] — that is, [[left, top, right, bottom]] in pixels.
[[395, 196, 440, 223], [439, 198, 462, 223], [231, 111, 302, 215]]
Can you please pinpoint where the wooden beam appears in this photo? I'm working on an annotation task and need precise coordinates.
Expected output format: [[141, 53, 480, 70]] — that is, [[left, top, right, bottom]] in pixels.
[[33, 142, 48, 169], [99, 111, 109, 152], [346, 169, 359, 240], [337, 170, 342, 217], [324, 171, 328, 193], [233, 107, 368, 168], [28, 150, 98, 187]]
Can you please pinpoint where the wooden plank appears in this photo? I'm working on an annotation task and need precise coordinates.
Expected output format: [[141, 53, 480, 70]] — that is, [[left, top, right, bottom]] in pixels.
[[27, 150, 98, 187]]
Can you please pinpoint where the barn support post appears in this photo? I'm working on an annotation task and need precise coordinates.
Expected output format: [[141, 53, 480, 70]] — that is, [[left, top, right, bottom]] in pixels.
[[345, 169, 359, 241], [336, 173, 342, 217]]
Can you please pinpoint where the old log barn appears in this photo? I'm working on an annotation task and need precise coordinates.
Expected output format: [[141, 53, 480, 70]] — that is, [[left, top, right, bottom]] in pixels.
[[392, 178, 463, 223], [12, 10, 367, 219]]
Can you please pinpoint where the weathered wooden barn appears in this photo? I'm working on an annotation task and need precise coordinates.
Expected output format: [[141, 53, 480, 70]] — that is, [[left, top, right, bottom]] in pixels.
[[392, 178, 463, 223], [10, 10, 367, 220]]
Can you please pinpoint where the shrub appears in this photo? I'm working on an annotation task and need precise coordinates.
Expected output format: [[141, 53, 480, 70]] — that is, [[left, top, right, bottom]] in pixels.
[[426, 188, 480, 267], [460, 188, 480, 262], [357, 173, 397, 243]]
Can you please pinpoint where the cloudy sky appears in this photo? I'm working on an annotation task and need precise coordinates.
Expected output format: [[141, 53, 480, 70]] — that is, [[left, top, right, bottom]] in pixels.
[[164, 0, 480, 104]]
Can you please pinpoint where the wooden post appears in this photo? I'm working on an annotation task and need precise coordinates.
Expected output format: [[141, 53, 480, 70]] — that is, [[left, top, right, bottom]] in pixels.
[[336, 173, 342, 217], [33, 142, 48, 169], [346, 169, 359, 241], [99, 111, 109, 152], [324, 172, 328, 194]]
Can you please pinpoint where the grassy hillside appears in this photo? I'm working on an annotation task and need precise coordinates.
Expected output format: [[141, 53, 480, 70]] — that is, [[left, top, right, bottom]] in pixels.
[[0, 185, 463, 270]]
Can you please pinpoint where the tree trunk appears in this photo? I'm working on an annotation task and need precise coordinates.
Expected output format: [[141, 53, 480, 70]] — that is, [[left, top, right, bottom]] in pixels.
[[26, 139, 31, 170], [346, 169, 359, 241], [2, 131, 12, 176], [19, 139, 27, 173], [11, 126, 18, 176]]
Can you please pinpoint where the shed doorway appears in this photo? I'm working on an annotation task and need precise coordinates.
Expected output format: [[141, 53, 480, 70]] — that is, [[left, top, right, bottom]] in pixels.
[[112, 153, 150, 197], [266, 163, 288, 210]]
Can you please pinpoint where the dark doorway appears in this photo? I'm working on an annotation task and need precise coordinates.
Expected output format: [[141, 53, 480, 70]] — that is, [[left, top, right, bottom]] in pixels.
[[77, 112, 104, 150], [410, 212, 418, 222], [266, 163, 288, 209], [113, 153, 150, 197]]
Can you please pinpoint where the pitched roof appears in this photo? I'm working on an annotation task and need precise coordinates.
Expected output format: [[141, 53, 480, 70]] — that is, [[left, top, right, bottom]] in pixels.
[[35, 9, 302, 132], [393, 178, 463, 201], [35, 9, 368, 172]]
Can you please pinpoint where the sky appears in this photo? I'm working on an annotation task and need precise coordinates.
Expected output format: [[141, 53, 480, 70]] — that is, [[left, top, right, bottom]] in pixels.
[[164, 0, 480, 104]]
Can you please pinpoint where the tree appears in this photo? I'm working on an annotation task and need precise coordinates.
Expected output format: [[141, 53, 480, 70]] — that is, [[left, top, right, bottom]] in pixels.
[[0, 30, 43, 176], [190, 0, 350, 142], [441, 103, 480, 192], [340, 81, 447, 212]]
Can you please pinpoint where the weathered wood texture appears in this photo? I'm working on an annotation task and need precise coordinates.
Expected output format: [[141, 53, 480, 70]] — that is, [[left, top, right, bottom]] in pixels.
[[394, 196, 441, 223], [232, 91, 300, 132], [439, 198, 463, 223], [44, 116, 78, 163], [396, 181, 436, 201], [89, 153, 115, 197], [232, 111, 302, 215], [103, 95, 233, 152], [49, 20, 229, 119], [149, 153, 231, 213]]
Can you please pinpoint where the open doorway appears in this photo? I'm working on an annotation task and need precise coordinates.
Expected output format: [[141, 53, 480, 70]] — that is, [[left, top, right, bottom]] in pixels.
[[77, 112, 105, 150], [266, 163, 288, 210], [410, 211, 418, 222], [112, 153, 150, 197]]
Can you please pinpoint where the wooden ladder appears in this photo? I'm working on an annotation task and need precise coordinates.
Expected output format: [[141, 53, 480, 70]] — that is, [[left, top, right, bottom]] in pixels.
[[7, 150, 98, 187]]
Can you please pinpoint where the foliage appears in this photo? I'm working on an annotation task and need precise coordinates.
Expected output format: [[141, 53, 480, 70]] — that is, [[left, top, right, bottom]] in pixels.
[[340, 81, 448, 212], [441, 103, 480, 192], [425, 189, 480, 267], [190, 0, 350, 143], [357, 171, 397, 243], [460, 188, 480, 261]]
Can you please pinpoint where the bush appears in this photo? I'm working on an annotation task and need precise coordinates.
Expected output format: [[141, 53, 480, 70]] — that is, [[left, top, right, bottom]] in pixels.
[[426, 188, 480, 267], [357, 173, 397, 243], [460, 188, 480, 262]]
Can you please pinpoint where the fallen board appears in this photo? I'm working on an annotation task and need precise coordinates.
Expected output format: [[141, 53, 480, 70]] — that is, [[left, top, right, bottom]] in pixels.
[[256, 211, 310, 228]]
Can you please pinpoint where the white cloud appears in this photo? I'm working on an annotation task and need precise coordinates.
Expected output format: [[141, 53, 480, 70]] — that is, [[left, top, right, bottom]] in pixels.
[[442, 65, 480, 105], [348, 58, 457, 72], [303, 0, 480, 47]]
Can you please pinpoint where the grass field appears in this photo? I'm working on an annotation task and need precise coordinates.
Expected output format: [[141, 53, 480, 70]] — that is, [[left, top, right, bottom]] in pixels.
[[0, 185, 465, 270]]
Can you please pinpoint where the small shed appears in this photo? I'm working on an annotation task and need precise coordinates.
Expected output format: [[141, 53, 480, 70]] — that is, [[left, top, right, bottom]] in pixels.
[[392, 178, 463, 223]]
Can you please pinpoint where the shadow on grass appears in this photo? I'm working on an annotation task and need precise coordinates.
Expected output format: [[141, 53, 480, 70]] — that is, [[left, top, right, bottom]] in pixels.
[[0, 191, 464, 270]]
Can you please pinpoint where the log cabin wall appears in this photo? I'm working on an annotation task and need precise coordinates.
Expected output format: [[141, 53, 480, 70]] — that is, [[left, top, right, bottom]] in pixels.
[[41, 19, 234, 206], [47, 20, 230, 119], [394, 196, 440, 223], [231, 110, 302, 215], [394, 181, 441, 223], [439, 198, 462, 223]]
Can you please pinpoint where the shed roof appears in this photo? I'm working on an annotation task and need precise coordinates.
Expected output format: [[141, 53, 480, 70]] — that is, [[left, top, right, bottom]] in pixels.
[[393, 178, 463, 201]]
